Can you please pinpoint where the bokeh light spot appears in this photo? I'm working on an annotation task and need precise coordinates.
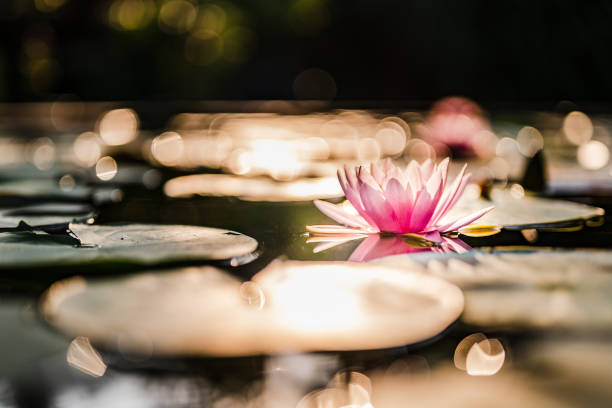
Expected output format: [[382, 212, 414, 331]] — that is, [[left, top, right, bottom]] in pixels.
[[577, 140, 610, 170], [98, 108, 139, 146], [563, 111, 593, 145], [96, 156, 118, 181], [158, 0, 198, 35]]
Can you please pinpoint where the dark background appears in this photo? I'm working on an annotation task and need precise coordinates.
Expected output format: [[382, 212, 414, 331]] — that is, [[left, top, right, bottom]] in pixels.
[[1, 0, 611, 105]]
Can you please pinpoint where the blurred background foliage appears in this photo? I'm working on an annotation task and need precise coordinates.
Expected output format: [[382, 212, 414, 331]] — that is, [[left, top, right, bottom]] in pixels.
[[0, 0, 611, 103]]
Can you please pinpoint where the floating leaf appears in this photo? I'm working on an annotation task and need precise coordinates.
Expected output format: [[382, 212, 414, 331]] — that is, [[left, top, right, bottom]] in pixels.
[[369, 367, 563, 407], [42, 260, 464, 356], [0, 224, 258, 269], [0, 203, 95, 228], [373, 249, 612, 331], [441, 188, 604, 229]]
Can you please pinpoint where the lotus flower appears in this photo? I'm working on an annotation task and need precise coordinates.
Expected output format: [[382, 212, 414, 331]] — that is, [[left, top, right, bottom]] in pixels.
[[424, 96, 491, 156], [307, 158, 494, 242]]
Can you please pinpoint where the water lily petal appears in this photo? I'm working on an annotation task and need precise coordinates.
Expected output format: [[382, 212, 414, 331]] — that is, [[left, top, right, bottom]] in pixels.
[[408, 190, 435, 232], [431, 163, 468, 224], [421, 159, 434, 181], [313, 200, 371, 229], [370, 162, 386, 187], [359, 181, 401, 233], [418, 230, 442, 242], [438, 206, 495, 233], [442, 236, 472, 253], [436, 157, 450, 189], [384, 178, 412, 230], [338, 168, 378, 228], [405, 161, 423, 195], [306, 224, 374, 235]]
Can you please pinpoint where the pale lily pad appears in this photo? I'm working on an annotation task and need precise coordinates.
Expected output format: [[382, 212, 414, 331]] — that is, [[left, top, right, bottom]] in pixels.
[[42, 260, 463, 356], [0, 224, 258, 269], [441, 188, 604, 229], [0, 203, 95, 228], [164, 174, 343, 202], [373, 249, 612, 331], [369, 367, 566, 408]]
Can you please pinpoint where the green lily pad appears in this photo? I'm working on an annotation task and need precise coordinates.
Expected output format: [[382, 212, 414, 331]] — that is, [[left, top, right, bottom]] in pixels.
[[41, 260, 463, 356], [373, 249, 612, 331], [0, 223, 258, 269], [441, 188, 604, 229], [0, 203, 95, 228]]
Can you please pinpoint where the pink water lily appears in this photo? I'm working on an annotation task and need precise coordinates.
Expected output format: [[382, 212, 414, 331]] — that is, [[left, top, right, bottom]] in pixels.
[[307, 158, 494, 241]]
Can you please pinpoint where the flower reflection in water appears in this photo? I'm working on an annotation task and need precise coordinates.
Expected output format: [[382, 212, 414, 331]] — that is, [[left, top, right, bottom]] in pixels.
[[307, 232, 471, 263]]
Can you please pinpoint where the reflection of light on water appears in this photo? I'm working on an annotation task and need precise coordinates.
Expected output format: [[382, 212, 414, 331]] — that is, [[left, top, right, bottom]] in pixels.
[[357, 138, 381, 161], [375, 120, 408, 156], [271, 269, 362, 333], [509, 183, 525, 199], [454, 333, 505, 376], [466, 338, 505, 376], [98, 108, 139, 146], [516, 126, 544, 157], [73, 131, 102, 167], [96, 156, 118, 181], [30, 137, 56, 170], [406, 139, 435, 161], [0, 138, 25, 167], [59, 174, 76, 191], [472, 130, 498, 158], [153, 112, 411, 178], [496, 137, 520, 157], [577, 140, 610, 170], [66, 336, 107, 377], [151, 131, 184, 166], [563, 111, 593, 145], [453, 333, 487, 370], [164, 174, 342, 201], [239, 281, 265, 310], [488, 157, 510, 181], [298, 371, 373, 408]]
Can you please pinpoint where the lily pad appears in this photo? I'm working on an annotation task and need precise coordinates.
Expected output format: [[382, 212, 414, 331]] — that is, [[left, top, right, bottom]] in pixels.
[[373, 249, 612, 331], [0, 223, 258, 269], [41, 260, 463, 356], [369, 367, 564, 408], [441, 188, 604, 229], [0, 203, 95, 228], [164, 174, 343, 202]]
